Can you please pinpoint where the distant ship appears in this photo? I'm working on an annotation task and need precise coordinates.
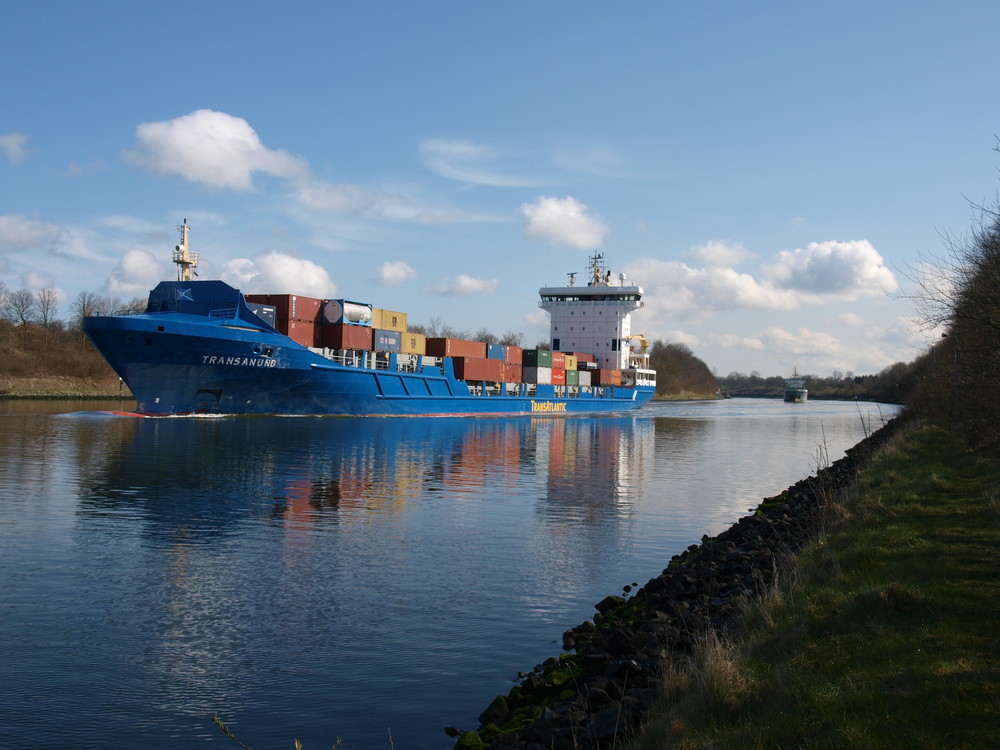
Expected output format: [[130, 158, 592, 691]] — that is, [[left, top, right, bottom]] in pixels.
[[784, 370, 808, 403], [83, 222, 657, 416]]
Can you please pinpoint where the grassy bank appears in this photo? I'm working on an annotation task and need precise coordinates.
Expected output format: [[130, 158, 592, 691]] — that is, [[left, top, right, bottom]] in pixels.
[[0, 375, 132, 399], [626, 422, 999, 749]]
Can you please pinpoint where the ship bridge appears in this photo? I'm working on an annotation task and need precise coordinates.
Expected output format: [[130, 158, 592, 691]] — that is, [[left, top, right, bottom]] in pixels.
[[539, 252, 649, 373]]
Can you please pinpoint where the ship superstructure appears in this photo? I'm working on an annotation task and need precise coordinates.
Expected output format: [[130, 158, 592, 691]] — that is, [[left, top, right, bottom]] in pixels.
[[539, 253, 656, 387]]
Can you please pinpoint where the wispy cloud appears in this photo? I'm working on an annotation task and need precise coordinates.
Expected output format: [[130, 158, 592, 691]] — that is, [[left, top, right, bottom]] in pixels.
[[420, 138, 542, 187]]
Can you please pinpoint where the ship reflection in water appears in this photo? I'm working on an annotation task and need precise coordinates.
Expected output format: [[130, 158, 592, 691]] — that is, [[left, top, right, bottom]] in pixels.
[[0, 399, 894, 749]]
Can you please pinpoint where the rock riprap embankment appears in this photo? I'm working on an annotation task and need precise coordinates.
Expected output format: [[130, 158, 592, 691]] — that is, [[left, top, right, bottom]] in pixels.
[[452, 418, 902, 749]]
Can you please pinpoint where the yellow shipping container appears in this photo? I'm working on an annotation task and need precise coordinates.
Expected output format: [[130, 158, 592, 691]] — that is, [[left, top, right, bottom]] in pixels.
[[563, 354, 578, 371], [372, 308, 408, 332], [400, 331, 427, 355]]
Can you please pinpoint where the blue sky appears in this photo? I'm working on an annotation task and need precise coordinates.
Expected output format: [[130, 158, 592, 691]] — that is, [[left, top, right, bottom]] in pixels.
[[2, 1, 999, 377]]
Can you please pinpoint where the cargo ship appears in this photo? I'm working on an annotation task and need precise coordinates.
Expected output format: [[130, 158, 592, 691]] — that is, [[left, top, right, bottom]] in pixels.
[[82, 222, 657, 416], [783, 370, 808, 403]]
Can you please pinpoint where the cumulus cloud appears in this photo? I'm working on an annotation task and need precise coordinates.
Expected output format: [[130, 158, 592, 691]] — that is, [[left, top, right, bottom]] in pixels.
[[374, 260, 417, 286], [124, 109, 309, 191], [685, 240, 753, 268], [763, 240, 898, 299], [628, 238, 898, 322], [626, 258, 799, 318], [220, 251, 336, 298], [0, 133, 29, 163], [521, 195, 608, 249], [106, 249, 168, 294], [428, 274, 499, 296], [0, 214, 64, 251], [421, 138, 539, 187]]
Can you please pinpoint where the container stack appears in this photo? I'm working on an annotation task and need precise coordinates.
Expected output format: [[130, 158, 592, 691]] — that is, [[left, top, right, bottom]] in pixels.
[[243, 290, 634, 389]]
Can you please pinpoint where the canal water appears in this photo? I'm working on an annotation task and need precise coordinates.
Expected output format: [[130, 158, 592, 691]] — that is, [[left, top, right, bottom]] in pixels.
[[0, 398, 897, 749]]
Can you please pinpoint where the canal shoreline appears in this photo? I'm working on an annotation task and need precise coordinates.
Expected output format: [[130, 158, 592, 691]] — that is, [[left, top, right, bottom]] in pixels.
[[455, 415, 905, 749]]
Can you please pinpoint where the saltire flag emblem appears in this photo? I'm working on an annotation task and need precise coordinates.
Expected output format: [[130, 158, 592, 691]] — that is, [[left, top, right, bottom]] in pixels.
[[176, 288, 194, 302]]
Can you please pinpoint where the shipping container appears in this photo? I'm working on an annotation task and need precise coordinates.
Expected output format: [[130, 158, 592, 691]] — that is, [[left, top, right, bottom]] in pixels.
[[563, 354, 578, 371], [400, 332, 427, 355], [504, 345, 523, 364], [594, 368, 623, 386], [522, 349, 553, 367], [578, 370, 592, 387], [269, 294, 323, 323], [551, 367, 566, 385], [502, 363, 523, 383], [372, 308, 407, 332], [372, 328, 402, 353], [523, 366, 553, 385], [323, 299, 373, 326], [451, 356, 503, 381], [551, 351, 566, 369], [245, 302, 276, 327], [486, 343, 506, 361], [575, 352, 596, 363], [285, 320, 316, 348], [320, 323, 373, 350], [426, 337, 487, 359], [565, 369, 580, 386]]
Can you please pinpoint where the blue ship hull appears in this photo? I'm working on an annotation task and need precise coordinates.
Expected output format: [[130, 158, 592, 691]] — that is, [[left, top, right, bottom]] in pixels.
[[83, 281, 655, 417]]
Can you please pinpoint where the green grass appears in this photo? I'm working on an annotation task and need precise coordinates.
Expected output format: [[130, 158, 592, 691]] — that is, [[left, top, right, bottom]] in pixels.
[[627, 423, 1000, 749]]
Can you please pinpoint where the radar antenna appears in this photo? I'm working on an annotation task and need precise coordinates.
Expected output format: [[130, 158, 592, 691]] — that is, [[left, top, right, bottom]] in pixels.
[[172, 219, 200, 282]]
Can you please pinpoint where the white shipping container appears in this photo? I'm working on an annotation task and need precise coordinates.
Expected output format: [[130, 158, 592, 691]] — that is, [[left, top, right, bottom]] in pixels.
[[522, 366, 553, 385], [578, 370, 592, 387]]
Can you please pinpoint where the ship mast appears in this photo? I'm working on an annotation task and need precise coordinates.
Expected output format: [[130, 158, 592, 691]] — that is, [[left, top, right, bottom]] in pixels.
[[172, 219, 199, 282]]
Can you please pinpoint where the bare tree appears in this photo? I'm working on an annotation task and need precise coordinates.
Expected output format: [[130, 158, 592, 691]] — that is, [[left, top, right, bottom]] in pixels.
[[34, 288, 60, 331], [71, 290, 106, 328], [5, 288, 36, 327]]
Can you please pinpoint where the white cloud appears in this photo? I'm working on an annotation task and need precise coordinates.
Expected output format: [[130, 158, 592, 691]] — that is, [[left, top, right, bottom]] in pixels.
[[629, 238, 898, 323], [0, 214, 64, 251], [374, 260, 417, 286], [420, 138, 539, 187], [763, 240, 898, 299], [296, 181, 464, 224], [627, 258, 799, 319], [220, 251, 336, 298], [520, 195, 608, 249], [106, 249, 168, 295], [685, 240, 753, 268], [124, 109, 309, 191], [0, 133, 29, 163], [834, 311, 866, 326], [428, 274, 499, 296]]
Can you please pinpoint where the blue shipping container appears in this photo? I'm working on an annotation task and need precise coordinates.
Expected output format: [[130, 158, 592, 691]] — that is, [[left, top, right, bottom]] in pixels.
[[372, 328, 402, 352], [486, 343, 506, 360]]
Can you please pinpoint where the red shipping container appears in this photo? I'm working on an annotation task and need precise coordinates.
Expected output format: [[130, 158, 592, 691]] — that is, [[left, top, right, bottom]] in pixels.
[[320, 323, 373, 350], [426, 337, 487, 359], [269, 294, 324, 323], [451, 356, 503, 381], [245, 293, 269, 304], [551, 351, 566, 369], [285, 320, 316, 348], [503, 363, 523, 383], [551, 367, 566, 385], [594, 368, 623, 385], [574, 352, 596, 363], [504, 345, 523, 364]]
